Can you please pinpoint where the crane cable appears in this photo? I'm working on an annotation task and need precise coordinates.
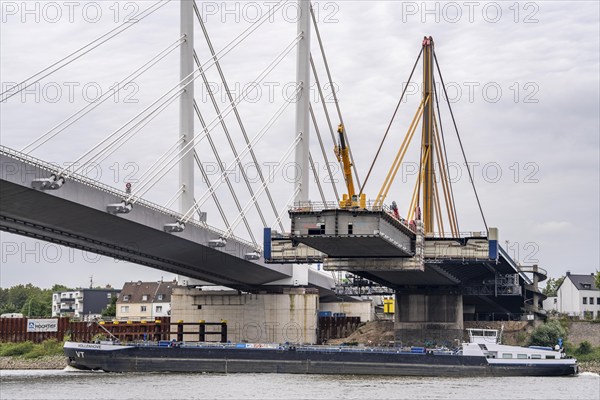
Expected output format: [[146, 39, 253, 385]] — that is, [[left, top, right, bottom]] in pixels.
[[359, 48, 423, 196], [433, 50, 488, 232], [432, 71, 460, 235]]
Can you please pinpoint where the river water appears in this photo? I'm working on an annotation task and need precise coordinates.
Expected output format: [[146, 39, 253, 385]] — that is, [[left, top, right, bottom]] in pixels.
[[1, 369, 598, 400]]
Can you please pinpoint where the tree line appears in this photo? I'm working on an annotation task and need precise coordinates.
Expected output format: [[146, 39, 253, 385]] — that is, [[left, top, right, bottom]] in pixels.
[[0, 284, 70, 317], [0, 284, 116, 318]]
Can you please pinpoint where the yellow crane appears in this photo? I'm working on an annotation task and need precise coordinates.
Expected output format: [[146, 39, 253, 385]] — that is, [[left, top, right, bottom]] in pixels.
[[335, 123, 366, 209]]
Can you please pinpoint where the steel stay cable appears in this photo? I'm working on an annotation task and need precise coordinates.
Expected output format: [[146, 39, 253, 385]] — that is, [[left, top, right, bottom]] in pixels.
[[63, 88, 184, 179], [129, 137, 185, 196], [179, 86, 300, 223], [309, 56, 339, 157], [223, 135, 301, 239], [193, 50, 267, 229], [1, 0, 171, 101], [61, 2, 291, 180], [310, 5, 361, 188], [93, 90, 183, 167], [193, 0, 284, 232], [309, 152, 327, 203], [164, 185, 185, 209], [309, 103, 340, 200], [310, 54, 345, 200], [22, 37, 184, 153], [127, 37, 300, 205], [193, 150, 231, 230], [193, 99, 256, 243], [270, 186, 300, 233]]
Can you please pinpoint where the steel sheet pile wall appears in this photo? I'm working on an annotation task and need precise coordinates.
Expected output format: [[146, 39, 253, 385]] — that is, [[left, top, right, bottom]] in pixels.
[[0, 317, 172, 343]]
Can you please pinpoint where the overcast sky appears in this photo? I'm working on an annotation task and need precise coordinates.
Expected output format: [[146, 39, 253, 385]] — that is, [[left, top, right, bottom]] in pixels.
[[1, 0, 598, 290]]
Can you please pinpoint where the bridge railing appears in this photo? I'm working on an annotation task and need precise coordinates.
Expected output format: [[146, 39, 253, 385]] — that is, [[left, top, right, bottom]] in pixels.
[[426, 231, 487, 239], [0, 146, 258, 251], [290, 200, 390, 213]]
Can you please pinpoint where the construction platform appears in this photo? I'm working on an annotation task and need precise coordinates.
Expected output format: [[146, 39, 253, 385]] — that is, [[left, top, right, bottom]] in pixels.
[[287, 202, 416, 258]]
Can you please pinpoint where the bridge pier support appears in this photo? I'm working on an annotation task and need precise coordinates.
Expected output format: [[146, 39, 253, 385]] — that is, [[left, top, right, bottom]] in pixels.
[[171, 287, 319, 344], [394, 291, 464, 346]]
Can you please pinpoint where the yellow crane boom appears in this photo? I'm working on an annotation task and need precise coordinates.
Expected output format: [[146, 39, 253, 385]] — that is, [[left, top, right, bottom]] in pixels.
[[335, 124, 365, 208]]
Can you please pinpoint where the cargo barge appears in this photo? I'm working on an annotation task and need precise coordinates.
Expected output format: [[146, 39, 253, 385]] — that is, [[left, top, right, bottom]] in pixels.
[[64, 329, 578, 376]]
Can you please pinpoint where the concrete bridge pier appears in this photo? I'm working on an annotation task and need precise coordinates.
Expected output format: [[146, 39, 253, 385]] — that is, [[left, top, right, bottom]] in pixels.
[[394, 291, 464, 347]]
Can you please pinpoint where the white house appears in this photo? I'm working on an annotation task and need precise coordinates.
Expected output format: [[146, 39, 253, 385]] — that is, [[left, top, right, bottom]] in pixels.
[[555, 272, 600, 319], [52, 288, 120, 320], [543, 296, 558, 313]]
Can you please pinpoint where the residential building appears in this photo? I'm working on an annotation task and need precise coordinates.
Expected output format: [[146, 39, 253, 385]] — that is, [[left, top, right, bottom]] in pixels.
[[52, 287, 120, 320], [542, 296, 558, 313], [116, 280, 176, 321], [555, 272, 600, 319]]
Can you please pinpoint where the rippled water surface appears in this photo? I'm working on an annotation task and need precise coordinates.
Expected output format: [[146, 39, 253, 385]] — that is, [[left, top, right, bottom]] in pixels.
[[1, 369, 598, 400]]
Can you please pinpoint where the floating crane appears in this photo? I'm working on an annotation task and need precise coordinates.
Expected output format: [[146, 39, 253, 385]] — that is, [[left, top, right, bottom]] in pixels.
[[334, 123, 365, 209]]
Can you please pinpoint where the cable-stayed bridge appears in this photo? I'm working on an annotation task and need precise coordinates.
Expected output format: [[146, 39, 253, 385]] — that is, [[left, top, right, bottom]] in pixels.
[[1, 0, 545, 335]]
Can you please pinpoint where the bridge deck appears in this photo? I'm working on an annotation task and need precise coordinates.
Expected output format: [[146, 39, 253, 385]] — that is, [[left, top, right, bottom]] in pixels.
[[0, 149, 334, 292]]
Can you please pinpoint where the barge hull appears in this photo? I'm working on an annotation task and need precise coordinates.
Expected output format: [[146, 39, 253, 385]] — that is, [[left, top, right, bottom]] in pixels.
[[64, 344, 577, 377]]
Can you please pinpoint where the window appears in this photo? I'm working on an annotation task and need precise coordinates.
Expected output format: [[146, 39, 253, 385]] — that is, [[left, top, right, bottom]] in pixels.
[[157, 294, 164, 301], [142, 295, 148, 301], [123, 295, 130, 301], [107, 293, 112, 299], [531, 354, 542, 359], [553, 298, 557, 304], [597, 298, 600, 305], [156, 306, 163, 313], [517, 354, 527, 359], [120, 306, 129, 313], [591, 298, 595, 305], [140, 306, 147, 312], [501, 353, 513, 359], [583, 297, 588, 305]]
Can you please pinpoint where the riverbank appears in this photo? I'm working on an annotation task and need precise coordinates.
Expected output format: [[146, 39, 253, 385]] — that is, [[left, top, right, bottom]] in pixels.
[[1, 355, 599, 374], [0, 355, 67, 370]]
